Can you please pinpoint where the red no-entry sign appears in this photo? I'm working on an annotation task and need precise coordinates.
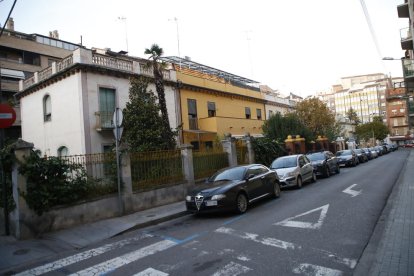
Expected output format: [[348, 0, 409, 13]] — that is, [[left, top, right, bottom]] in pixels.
[[0, 104, 16, 129]]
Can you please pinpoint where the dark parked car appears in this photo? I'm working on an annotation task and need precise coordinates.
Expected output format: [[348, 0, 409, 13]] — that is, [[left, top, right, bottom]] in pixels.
[[363, 148, 374, 160], [354, 148, 368, 163], [336, 149, 358, 167], [306, 151, 340, 177], [185, 164, 280, 214], [270, 154, 316, 188]]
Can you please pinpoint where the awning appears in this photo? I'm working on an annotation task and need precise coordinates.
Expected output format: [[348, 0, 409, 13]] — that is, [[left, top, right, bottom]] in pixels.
[[1, 68, 25, 79]]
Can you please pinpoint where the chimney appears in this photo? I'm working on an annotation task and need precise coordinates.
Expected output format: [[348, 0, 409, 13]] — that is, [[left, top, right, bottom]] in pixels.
[[49, 30, 59, 39], [6, 17, 14, 31]]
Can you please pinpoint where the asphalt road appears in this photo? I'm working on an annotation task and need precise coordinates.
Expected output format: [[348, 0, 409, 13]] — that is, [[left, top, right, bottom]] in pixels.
[[12, 149, 409, 276]]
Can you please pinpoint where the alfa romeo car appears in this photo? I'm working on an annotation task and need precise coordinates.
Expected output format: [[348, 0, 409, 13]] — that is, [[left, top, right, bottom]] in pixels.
[[185, 164, 280, 214]]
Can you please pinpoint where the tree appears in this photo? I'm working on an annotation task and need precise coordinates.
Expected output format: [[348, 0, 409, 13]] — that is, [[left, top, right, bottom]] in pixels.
[[355, 121, 389, 141], [346, 107, 361, 125], [295, 98, 337, 138], [123, 76, 176, 151], [144, 44, 175, 149], [262, 112, 313, 143]]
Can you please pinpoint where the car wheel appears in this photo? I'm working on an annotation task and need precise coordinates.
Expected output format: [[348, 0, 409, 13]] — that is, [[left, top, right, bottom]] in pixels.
[[311, 171, 317, 183], [336, 164, 340, 174], [353, 160, 357, 167], [324, 166, 330, 178], [272, 182, 281, 198], [236, 193, 248, 214], [296, 176, 303, 189]]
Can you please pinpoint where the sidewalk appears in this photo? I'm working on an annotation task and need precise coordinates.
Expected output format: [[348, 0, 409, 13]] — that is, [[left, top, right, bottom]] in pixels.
[[355, 149, 414, 276], [0, 201, 188, 274]]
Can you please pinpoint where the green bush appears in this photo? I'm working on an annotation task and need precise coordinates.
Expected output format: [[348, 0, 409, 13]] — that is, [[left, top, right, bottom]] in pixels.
[[19, 150, 92, 215], [0, 143, 16, 212], [252, 137, 287, 167]]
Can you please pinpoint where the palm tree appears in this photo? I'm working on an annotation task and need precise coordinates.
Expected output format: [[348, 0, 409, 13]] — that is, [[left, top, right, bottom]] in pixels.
[[144, 44, 175, 148]]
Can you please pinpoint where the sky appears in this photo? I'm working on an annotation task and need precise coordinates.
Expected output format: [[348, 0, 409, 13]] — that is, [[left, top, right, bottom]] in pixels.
[[0, 0, 406, 98]]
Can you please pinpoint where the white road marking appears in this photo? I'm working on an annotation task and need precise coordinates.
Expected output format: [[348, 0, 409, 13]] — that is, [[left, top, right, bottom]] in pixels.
[[293, 263, 343, 276], [215, 227, 296, 250], [133, 267, 169, 276], [236, 255, 251, 262], [342, 184, 362, 197], [274, 204, 330, 230], [211, 262, 251, 276], [14, 233, 153, 276], [215, 227, 356, 269], [68, 240, 176, 276]]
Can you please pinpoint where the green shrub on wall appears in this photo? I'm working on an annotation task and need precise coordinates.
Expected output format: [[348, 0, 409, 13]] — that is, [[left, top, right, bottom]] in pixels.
[[0, 143, 16, 212], [19, 150, 92, 216], [251, 137, 287, 167]]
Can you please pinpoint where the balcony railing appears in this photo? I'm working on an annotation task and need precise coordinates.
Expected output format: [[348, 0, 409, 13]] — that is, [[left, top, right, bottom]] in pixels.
[[400, 27, 413, 50], [95, 111, 114, 130], [20, 48, 175, 91], [403, 59, 414, 79]]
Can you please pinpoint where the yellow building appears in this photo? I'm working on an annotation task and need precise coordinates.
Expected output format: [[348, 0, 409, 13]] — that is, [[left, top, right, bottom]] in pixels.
[[162, 57, 265, 150]]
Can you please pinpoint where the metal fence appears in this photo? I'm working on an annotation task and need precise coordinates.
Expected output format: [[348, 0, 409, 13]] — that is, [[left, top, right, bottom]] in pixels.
[[193, 150, 229, 180], [130, 149, 184, 192]]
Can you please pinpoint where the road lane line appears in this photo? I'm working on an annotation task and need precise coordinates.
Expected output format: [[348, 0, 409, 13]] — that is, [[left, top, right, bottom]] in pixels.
[[133, 267, 169, 276], [215, 227, 296, 250], [293, 263, 343, 276], [211, 262, 251, 276], [68, 240, 176, 276], [15, 233, 153, 276]]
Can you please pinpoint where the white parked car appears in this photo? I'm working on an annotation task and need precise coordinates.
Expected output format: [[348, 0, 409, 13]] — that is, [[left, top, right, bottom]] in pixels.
[[270, 154, 316, 189]]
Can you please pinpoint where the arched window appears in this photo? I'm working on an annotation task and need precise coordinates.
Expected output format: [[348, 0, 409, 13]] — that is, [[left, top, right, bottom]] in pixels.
[[57, 146, 68, 157], [43, 95, 52, 121]]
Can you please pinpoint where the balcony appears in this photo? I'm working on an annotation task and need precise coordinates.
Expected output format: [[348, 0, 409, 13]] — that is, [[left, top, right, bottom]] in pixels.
[[397, 2, 409, 18], [95, 111, 114, 131], [400, 28, 413, 50], [198, 116, 264, 136], [403, 59, 414, 80]]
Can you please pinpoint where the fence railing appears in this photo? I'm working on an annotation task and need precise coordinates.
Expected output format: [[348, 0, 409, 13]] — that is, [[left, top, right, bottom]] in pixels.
[[193, 150, 229, 180], [130, 149, 184, 192]]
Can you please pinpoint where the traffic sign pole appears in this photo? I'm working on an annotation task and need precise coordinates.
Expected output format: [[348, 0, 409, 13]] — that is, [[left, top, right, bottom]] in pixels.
[[114, 108, 123, 215]]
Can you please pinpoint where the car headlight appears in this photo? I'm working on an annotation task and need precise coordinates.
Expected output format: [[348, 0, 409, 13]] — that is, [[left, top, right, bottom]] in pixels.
[[285, 171, 296, 178], [185, 195, 192, 202], [211, 194, 226, 200]]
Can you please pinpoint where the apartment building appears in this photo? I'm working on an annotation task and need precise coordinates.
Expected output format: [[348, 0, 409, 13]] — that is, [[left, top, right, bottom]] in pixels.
[[160, 56, 267, 150], [395, 1, 414, 141], [260, 85, 295, 118], [0, 18, 79, 140]]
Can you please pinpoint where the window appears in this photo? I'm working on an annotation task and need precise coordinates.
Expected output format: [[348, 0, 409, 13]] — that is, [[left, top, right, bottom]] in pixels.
[[190, 141, 200, 150], [57, 146, 68, 157], [256, 109, 262, 120], [187, 99, 198, 130], [268, 110, 273, 118], [43, 95, 52, 122], [207, 102, 216, 117], [245, 107, 251, 119], [99, 87, 116, 128], [205, 141, 213, 150]]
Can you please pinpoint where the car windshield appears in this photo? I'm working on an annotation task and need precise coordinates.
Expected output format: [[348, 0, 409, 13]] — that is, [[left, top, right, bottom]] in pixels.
[[271, 156, 298, 169], [307, 152, 325, 161], [208, 167, 246, 182], [355, 149, 362, 154], [336, 150, 351, 156]]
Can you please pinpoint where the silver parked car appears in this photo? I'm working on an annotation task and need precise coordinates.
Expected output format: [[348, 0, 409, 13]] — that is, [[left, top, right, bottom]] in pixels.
[[270, 154, 316, 189]]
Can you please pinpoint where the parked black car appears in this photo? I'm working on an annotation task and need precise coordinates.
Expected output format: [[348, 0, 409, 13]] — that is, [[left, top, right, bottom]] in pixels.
[[363, 148, 373, 160], [336, 149, 359, 167], [354, 148, 369, 163], [306, 151, 340, 177], [185, 164, 280, 214]]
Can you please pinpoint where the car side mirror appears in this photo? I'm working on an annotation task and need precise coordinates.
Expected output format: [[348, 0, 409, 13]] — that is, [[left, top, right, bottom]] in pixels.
[[247, 174, 255, 180]]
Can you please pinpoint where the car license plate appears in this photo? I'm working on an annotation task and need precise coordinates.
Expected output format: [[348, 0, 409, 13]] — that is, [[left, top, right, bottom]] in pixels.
[[205, 200, 217, 206]]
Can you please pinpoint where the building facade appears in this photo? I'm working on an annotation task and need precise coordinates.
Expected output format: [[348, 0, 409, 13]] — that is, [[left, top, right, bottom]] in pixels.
[[160, 56, 266, 150], [17, 48, 179, 156], [395, 1, 414, 141], [0, 18, 80, 140]]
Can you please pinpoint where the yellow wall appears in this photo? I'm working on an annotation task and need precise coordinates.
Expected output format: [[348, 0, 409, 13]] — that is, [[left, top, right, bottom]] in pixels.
[[178, 70, 265, 146]]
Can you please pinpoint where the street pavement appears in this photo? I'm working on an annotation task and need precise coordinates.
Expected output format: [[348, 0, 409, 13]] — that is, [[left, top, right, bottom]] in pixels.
[[0, 149, 413, 275]]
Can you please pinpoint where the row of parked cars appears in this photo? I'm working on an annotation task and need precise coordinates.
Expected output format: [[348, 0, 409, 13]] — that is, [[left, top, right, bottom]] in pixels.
[[185, 144, 397, 214]]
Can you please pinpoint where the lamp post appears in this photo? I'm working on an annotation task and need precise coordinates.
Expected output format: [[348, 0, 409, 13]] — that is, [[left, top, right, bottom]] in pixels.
[[118, 17, 129, 53]]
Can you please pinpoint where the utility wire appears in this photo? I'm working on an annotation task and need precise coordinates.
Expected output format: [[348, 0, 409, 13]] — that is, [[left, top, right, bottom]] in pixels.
[[0, 0, 17, 37], [359, 0, 387, 72]]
